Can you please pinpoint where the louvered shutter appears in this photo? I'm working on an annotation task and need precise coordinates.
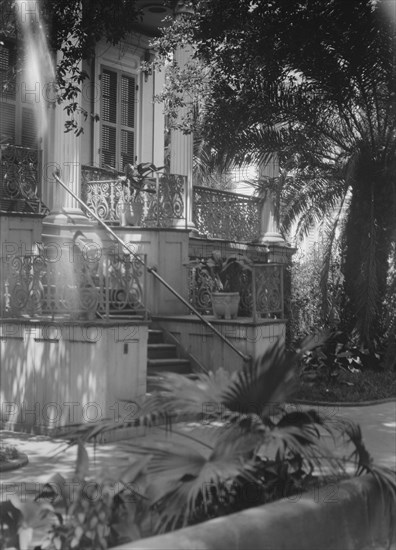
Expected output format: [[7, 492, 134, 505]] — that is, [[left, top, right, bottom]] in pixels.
[[120, 74, 135, 168], [1, 41, 37, 148], [101, 68, 117, 168], [0, 42, 16, 144], [100, 67, 136, 171], [21, 107, 37, 148]]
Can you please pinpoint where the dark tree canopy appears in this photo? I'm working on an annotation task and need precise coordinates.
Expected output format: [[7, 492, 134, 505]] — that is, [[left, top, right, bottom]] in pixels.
[[154, 0, 396, 349]]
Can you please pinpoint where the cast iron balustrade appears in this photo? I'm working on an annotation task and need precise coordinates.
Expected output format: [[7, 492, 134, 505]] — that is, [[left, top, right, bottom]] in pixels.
[[81, 165, 186, 227], [0, 252, 147, 320], [193, 186, 261, 242], [187, 259, 284, 319], [0, 145, 48, 213]]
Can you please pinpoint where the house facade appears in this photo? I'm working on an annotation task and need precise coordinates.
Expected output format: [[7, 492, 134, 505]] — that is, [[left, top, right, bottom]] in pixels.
[[0, 0, 294, 434]]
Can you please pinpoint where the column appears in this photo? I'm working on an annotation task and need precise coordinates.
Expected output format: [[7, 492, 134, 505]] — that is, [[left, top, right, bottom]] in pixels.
[[169, 2, 196, 231], [43, 52, 88, 225], [256, 155, 285, 244]]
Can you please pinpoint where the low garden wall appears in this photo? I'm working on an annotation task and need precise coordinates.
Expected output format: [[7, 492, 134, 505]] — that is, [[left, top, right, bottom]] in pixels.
[[115, 474, 396, 550]]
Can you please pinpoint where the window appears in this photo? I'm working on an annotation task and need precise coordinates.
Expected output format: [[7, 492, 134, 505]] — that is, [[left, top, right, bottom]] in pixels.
[[0, 40, 37, 148], [100, 67, 136, 171]]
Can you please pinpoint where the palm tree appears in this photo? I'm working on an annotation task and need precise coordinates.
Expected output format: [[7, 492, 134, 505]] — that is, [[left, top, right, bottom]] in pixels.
[[178, 0, 396, 350]]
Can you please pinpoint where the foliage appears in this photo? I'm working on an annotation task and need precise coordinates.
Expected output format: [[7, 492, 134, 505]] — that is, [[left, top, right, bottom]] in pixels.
[[0, 0, 143, 133], [103, 162, 164, 201], [152, 0, 396, 351], [384, 243, 396, 370], [4, 341, 395, 547], [186, 250, 253, 292], [295, 360, 396, 402], [298, 331, 386, 385], [0, 444, 18, 462], [63, 338, 396, 537], [5, 441, 151, 549], [290, 241, 344, 342]]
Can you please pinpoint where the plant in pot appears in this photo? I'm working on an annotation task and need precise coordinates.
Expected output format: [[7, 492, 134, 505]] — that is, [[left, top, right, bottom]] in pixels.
[[188, 250, 253, 319], [105, 162, 163, 226]]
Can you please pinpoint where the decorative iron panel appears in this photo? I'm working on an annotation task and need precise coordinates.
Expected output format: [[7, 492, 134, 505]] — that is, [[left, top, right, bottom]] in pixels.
[[193, 185, 261, 242], [187, 257, 284, 319], [0, 145, 47, 213], [82, 166, 186, 228], [0, 252, 147, 319], [253, 264, 284, 319]]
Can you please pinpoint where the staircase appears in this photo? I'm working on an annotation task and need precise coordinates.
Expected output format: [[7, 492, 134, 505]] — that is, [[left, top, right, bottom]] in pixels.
[[147, 328, 193, 391]]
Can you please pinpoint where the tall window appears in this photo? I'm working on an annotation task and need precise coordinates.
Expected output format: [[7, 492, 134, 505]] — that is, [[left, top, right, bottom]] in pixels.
[[100, 67, 136, 171], [0, 40, 37, 148]]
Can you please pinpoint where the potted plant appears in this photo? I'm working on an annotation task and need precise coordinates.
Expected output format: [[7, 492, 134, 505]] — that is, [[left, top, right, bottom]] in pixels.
[[105, 162, 163, 226], [187, 250, 253, 319]]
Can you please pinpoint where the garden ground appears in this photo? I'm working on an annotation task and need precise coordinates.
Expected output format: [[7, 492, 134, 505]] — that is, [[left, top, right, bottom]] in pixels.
[[0, 401, 395, 548], [1, 401, 395, 486]]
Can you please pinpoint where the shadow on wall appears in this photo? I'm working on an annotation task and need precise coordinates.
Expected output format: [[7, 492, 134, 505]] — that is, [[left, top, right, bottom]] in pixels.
[[0, 320, 148, 434]]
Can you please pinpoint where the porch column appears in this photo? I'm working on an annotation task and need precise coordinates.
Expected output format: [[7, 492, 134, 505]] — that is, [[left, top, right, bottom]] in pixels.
[[43, 53, 88, 225], [169, 1, 196, 231], [42, 51, 101, 257], [256, 155, 285, 244]]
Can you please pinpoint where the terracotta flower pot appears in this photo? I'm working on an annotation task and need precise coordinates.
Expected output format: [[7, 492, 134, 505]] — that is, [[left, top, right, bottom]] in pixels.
[[211, 292, 240, 319]]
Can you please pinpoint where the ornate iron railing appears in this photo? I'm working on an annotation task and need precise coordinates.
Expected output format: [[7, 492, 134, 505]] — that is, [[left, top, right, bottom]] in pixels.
[[187, 259, 283, 319], [81, 165, 186, 228], [250, 264, 284, 320], [193, 186, 261, 242], [0, 145, 48, 213], [0, 252, 147, 320]]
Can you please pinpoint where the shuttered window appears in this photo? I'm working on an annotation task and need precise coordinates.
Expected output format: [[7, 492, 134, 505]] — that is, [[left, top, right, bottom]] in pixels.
[[100, 67, 136, 171], [0, 40, 37, 148]]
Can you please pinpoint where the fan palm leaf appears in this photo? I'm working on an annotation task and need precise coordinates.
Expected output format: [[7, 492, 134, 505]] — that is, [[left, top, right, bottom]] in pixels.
[[122, 430, 259, 532]]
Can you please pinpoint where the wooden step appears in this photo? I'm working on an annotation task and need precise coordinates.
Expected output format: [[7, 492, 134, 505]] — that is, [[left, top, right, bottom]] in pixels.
[[148, 329, 164, 344], [147, 357, 191, 374], [148, 343, 177, 359]]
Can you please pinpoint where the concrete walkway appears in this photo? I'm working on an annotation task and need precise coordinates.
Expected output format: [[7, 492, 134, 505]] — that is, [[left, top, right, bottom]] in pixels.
[[1, 401, 394, 494]]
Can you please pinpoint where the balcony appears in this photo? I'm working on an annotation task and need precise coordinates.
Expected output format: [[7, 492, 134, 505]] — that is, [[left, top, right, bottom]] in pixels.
[[81, 165, 187, 228], [192, 185, 261, 242]]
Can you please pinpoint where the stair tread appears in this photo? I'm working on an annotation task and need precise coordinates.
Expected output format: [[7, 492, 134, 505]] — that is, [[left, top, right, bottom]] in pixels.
[[148, 343, 176, 349], [148, 358, 190, 365]]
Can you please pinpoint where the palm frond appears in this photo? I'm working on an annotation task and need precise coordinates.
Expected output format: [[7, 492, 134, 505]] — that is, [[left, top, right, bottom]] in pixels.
[[220, 339, 296, 419], [140, 368, 230, 423], [123, 432, 259, 532]]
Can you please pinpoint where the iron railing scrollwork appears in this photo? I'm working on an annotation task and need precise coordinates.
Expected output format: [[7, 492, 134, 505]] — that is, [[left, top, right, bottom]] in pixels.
[[0, 252, 147, 320], [187, 258, 284, 319], [0, 145, 48, 213], [193, 185, 261, 242], [81, 166, 186, 227]]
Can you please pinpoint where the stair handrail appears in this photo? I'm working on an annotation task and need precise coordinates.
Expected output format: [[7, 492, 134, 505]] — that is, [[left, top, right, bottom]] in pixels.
[[53, 173, 251, 364]]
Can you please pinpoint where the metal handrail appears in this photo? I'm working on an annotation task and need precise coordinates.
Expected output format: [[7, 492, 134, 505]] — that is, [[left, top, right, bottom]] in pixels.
[[193, 184, 262, 202], [54, 174, 251, 364]]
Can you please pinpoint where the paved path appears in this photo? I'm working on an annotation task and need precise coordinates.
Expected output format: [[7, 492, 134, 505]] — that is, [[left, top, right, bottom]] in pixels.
[[1, 401, 395, 494], [288, 400, 396, 470]]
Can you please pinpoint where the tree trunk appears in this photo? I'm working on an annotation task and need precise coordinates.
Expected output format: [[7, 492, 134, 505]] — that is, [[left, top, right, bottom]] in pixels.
[[342, 152, 395, 350]]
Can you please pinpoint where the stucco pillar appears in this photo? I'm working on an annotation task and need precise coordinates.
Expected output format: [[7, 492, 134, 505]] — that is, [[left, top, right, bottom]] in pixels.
[[43, 52, 88, 225], [256, 155, 285, 244], [169, 2, 196, 231], [42, 52, 101, 256]]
